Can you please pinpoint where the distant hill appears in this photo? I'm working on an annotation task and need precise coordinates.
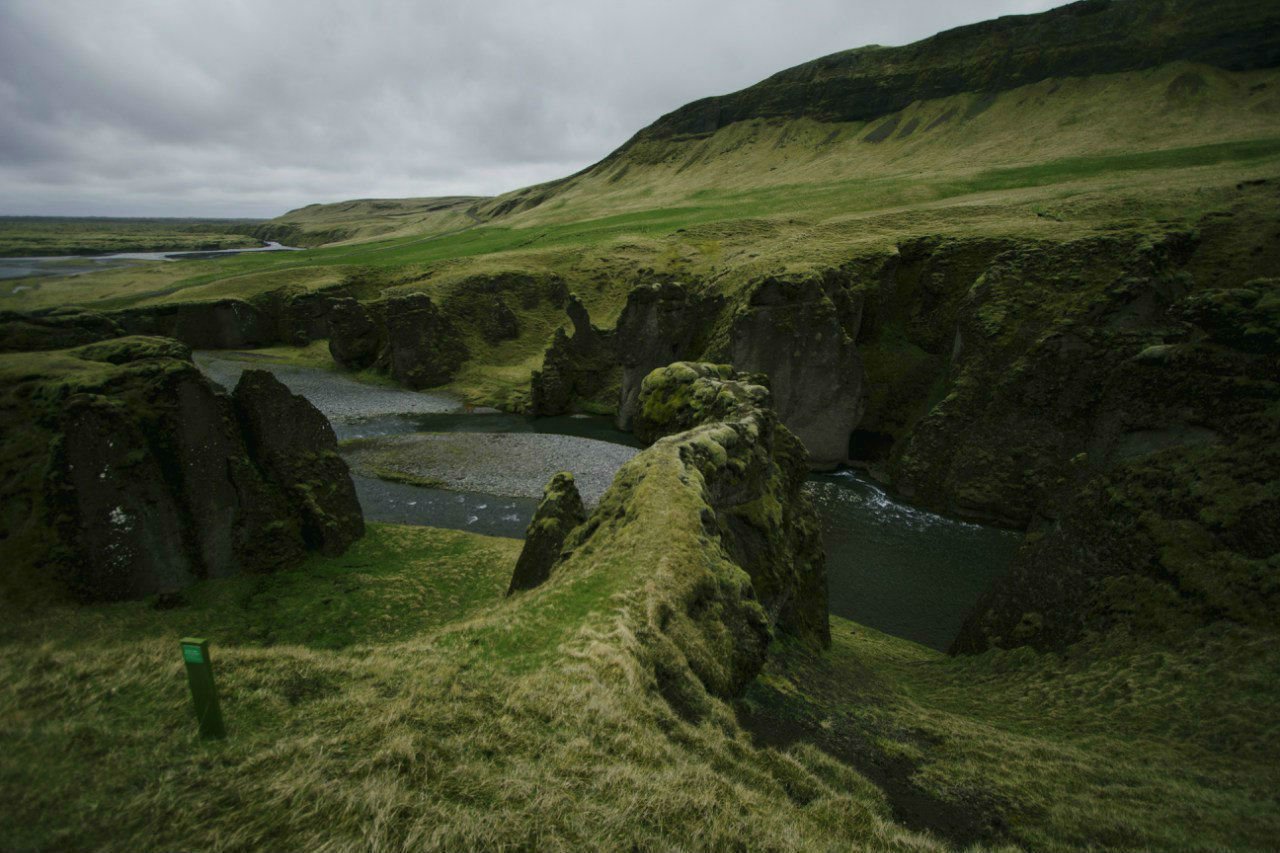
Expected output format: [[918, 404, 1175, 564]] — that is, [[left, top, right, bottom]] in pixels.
[[472, 0, 1280, 222], [253, 196, 486, 247]]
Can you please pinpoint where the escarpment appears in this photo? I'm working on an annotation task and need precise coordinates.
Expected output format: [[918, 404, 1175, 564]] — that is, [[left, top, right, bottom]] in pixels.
[[728, 275, 866, 468], [0, 337, 363, 603], [953, 277, 1280, 653], [536, 362, 828, 710]]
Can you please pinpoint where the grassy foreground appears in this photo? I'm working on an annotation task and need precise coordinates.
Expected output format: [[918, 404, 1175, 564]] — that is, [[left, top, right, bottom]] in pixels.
[[4, 520, 1277, 850]]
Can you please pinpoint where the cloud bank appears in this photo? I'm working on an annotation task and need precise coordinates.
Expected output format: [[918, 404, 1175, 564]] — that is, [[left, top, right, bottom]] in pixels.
[[0, 0, 1061, 217]]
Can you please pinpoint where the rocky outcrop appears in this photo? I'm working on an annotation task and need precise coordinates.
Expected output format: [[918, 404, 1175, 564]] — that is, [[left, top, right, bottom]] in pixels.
[[887, 233, 1201, 525], [5, 337, 362, 602], [507, 472, 586, 594], [615, 284, 724, 430], [0, 307, 123, 353], [529, 294, 618, 415], [232, 370, 365, 555], [952, 278, 1280, 653], [629, 362, 828, 649], [515, 360, 827, 711], [729, 276, 866, 467], [111, 298, 277, 349], [381, 294, 469, 388], [328, 292, 469, 389], [327, 297, 383, 369]]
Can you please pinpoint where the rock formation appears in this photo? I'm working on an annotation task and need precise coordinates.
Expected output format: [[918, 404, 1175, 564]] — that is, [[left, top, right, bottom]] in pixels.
[[0, 307, 123, 352], [952, 276, 1280, 653], [111, 298, 277, 349], [232, 369, 365, 555], [614, 283, 724, 431], [5, 337, 363, 602], [529, 294, 618, 415], [544, 361, 828, 713], [728, 276, 866, 468], [328, 292, 469, 388], [506, 471, 586, 594]]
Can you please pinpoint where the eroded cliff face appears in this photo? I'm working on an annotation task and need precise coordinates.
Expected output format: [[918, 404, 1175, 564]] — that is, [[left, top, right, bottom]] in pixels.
[[3, 337, 363, 602], [514, 361, 828, 713], [952, 277, 1280, 652], [329, 293, 470, 389], [728, 276, 866, 468]]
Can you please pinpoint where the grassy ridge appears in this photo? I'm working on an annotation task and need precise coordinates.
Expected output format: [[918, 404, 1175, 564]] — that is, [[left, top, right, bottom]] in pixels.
[[6, 520, 1275, 850]]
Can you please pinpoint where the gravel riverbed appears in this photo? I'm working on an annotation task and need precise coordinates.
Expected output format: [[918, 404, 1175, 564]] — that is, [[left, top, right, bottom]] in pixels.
[[195, 351, 462, 423], [195, 351, 637, 515], [343, 432, 637, 507]]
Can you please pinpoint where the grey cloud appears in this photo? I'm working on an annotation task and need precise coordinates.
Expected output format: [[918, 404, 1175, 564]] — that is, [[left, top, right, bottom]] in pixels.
[[0, 0, 1063, 217]]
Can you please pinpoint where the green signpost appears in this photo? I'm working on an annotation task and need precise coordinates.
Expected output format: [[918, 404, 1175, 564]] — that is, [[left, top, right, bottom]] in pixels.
[[180, 637, 226, 739]]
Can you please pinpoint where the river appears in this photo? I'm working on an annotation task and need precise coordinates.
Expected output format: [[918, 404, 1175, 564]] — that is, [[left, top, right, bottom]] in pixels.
[[0, 241, 302, 284], [197, 352, 1019, 650]]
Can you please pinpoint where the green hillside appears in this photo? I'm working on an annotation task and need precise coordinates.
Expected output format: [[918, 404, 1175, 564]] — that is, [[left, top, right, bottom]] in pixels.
[[3, 0, 1280, 849]]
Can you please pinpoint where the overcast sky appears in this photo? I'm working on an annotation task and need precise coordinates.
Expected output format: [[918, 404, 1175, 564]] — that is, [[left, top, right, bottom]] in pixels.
[[0, 0, 1063, 218]]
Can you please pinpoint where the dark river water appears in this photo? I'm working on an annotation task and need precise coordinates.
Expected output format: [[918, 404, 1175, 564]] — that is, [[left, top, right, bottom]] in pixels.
[[807, 471, 1021, 650], [345, 411, 1019, 650], [197, 354, 1020, 650]]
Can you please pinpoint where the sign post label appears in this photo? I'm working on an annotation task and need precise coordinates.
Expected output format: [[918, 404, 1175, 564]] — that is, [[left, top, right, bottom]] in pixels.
[[180, 637, 226, 740]]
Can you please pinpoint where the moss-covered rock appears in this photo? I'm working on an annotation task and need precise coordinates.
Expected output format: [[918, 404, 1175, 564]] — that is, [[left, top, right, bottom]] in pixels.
[[0, 346, 364, 603], [232, 369, 364, 556], [0, 307, 122, 353], [507, 472, 586, 594], [632, 362, 827, 650]]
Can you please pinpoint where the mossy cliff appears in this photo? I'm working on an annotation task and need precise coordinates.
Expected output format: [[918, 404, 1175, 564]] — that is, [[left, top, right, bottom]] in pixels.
[[953, 277, 1280, 652], [519, 362, 827, 709], [0, 338, 362, 604], [628, 363, 827, 660]]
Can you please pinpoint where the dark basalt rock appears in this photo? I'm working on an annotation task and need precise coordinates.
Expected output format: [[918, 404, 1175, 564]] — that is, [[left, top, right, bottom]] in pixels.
[[530, 294, 618, 415], [328, 293, 469, 388], [614, 283, 724, 430], [111, 299, 276, 349], [328, 297, 384, 369], [507, 471, 586, 594], [0, 307, 122, 352], [729, 276, 867, 468], [14, 343, 365, 602], [49, 394, 200, 600], [41, 351, 314, 601], [232, 369, 364, 555], [380, 293, 469, 389]]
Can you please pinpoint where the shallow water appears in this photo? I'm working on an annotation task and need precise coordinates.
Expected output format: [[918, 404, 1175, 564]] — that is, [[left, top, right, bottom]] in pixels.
[[352, 475, 536, 538], [343, 411, 640, 446], [1, 241, 301, 283], [806, 471, 1022, 651]]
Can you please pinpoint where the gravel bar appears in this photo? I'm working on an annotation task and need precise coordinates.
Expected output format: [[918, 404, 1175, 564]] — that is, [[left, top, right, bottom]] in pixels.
[[344, 432, 638, 507]]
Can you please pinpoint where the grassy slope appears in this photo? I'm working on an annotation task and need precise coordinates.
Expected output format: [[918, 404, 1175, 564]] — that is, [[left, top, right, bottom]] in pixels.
[[4, 62, 1277, 409], [745, 619, 1280, 851], [0, 519, 934, 851], [5, 520, 1275, 850], [255, 196, 485, 247]]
